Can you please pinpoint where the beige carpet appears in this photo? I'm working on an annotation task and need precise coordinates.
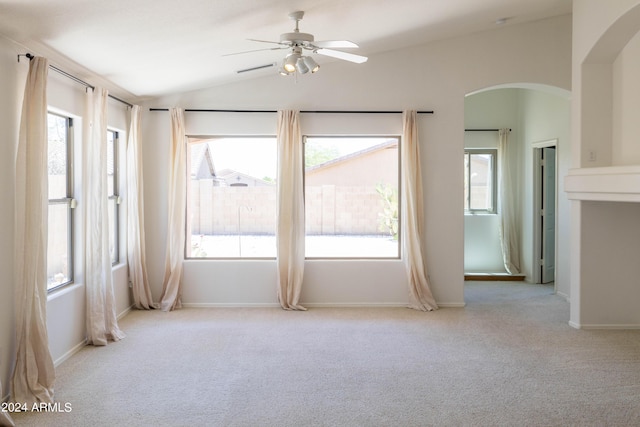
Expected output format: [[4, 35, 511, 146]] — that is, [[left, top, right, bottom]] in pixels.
[[10, 282, 640, 426]]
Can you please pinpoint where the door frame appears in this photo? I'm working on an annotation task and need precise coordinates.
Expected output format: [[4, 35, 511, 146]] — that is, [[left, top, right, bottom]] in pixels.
[[532, 139, 558, 290]]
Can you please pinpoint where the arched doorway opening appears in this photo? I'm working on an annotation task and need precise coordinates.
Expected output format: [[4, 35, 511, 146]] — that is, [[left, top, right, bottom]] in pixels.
[[463, 84, 571, 299]]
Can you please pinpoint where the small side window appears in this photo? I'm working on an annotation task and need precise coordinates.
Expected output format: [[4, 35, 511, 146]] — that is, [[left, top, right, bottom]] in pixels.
[[47, 112, 74, 291], [464, 149, 497, 214], [107, 129, 120, 264]]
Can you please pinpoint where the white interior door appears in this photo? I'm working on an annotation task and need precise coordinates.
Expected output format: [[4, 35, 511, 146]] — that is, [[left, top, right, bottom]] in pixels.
[[541, 147, 556, 283]]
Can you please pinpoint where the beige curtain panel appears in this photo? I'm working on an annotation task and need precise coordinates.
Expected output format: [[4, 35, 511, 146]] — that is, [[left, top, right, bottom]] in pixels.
[[84, 88, 125, 345], [0, 378, 15, 426], [498, 128, 521, 274], [401, 110, 438, 311], [0, 381, 15, 427], [276, 110, 306, 310], [11, 56, 56, 405], [159, 108, 187, 311], [127, 105, 156, 309]]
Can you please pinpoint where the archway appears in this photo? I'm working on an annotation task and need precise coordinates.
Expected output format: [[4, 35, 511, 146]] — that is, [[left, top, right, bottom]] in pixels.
[[464, 83, 571, 299]]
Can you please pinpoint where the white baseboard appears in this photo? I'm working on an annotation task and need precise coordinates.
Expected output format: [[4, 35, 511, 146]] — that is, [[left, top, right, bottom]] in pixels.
[[303, 303, 407, 308], [556, 291, 570, 302], [181, 303, 281, 308], [53, 339, 87, 368], [437, 303, 466, 308], [182, 302, 466, 309], [569, 321, 640, 330], [117, 304, 133, 320], [49, 306, 130, 369]]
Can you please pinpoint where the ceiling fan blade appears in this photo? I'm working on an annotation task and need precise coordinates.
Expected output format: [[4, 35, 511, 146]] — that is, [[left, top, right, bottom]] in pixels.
[[236, 63, 277, 74], [222, 47, 286, 57], [315, 48, 368, 63], [312, 40, 358, 49], [247, 38, 287, 45]]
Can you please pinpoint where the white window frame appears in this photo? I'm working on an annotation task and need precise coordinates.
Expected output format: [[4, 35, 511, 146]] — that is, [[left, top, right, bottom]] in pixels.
[[47, 112, 75, 292], [464, 148, 497, 215], [107, 129, 120, 265], [185, 136, 278, 259], [303, 135, 401, 259]]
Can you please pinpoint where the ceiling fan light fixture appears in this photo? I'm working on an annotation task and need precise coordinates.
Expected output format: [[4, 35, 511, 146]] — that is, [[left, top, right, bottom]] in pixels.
[[302, 56, 320, 73], [296, 56, 310, 74], [278, 66, 292, 76], [283, 53, 299, 73]]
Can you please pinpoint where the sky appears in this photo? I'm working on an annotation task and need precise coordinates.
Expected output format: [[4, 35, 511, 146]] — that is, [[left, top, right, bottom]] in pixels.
[[196, 136, 396, 180]]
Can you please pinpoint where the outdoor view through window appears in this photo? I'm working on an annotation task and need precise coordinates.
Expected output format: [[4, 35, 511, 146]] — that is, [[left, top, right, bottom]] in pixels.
[[187, 136, 399, 258], [464, 150, 496, 213], [47, 113, 73, 290], [304, 137, 399, 258]]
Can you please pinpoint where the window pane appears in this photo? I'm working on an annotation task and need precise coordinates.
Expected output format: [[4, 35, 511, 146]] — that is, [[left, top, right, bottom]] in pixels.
[[107, 130, 115, 196], [464, 153, 470, 211], [469, 153, 493, 211], [108, 197, 117, 264], [107, 130, 118, 264], [48, 114, 68, 199], [304, 137, 399, 258], [187, 137, 277, 258], [47, 203, 71, 289]]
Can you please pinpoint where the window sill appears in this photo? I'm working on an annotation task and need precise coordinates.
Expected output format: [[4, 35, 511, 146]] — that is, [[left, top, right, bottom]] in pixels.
[[47, 282, 83, 301], [464, 212, 497, 216]]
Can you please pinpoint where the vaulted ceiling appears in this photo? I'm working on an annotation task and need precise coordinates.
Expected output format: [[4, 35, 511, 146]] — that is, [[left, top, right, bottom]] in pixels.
[[0, 0, 572, 99]]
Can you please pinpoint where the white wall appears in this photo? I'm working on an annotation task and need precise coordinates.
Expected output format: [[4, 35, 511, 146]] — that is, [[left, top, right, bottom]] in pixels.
[[578, 201, 640, 327], [612, 29, 640, 166], [0, 33, 133, 397], [569, 0, 640, 328], [142, 15, 572, 308], [519, 89, 571, 296]]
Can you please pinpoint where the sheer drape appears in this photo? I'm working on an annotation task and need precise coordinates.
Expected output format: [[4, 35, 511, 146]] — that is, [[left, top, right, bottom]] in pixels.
[[401, 111, 438, 311], [126, 105, 156, 309], [84, 88, 125, 345], [11, 56, 55, 406], [0, 378, 15, 426], [159, 108, 186, 311], [276, 110, 306, 310], [498, 128, 521, 274]]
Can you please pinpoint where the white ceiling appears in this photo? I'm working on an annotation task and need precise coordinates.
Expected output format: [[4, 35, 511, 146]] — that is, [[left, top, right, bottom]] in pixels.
[[0, 0, 572, 100]]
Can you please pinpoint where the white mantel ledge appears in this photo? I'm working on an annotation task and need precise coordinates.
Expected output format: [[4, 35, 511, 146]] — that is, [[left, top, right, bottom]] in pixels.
[[565, 165, 640, 202]]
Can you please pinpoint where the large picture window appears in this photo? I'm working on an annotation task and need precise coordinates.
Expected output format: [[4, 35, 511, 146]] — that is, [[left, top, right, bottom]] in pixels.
[[304, 136, 400, 258], [464, 149, 497, 214], [186, 137, 277, 258], [47, 112, 74, 290]]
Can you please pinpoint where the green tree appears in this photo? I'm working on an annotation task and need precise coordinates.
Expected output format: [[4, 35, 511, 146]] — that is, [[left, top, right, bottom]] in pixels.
[[304, 143, 340, 168], [376, 183, 398, 240]]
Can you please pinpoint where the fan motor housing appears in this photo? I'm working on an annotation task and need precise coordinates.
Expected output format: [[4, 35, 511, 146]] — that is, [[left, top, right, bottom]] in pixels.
[[280, 32, 314, 44]]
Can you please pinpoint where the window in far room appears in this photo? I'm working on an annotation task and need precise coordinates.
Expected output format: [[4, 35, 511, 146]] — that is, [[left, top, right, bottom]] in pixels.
[[186, 136, 278, 258], [304, 136, 400, 258], [464, 149, 497, 214], [47, 112, 74, 291]]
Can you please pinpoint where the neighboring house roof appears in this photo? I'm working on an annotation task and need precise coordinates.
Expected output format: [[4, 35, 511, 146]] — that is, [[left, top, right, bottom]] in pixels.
[[217, 169, 274, 186], [306, 139, 398, 173], [190, 143, 216, 178], [304, 139, 399, 188]]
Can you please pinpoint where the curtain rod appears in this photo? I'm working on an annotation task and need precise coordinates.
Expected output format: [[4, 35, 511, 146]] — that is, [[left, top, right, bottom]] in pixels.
[[19, 53, 134, 108], [149, 108, 434, 114], [465, 128, 511, 132]]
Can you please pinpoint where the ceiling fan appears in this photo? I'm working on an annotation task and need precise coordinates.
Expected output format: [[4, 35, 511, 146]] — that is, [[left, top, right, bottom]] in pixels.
[[227, 11, 368, 76]]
